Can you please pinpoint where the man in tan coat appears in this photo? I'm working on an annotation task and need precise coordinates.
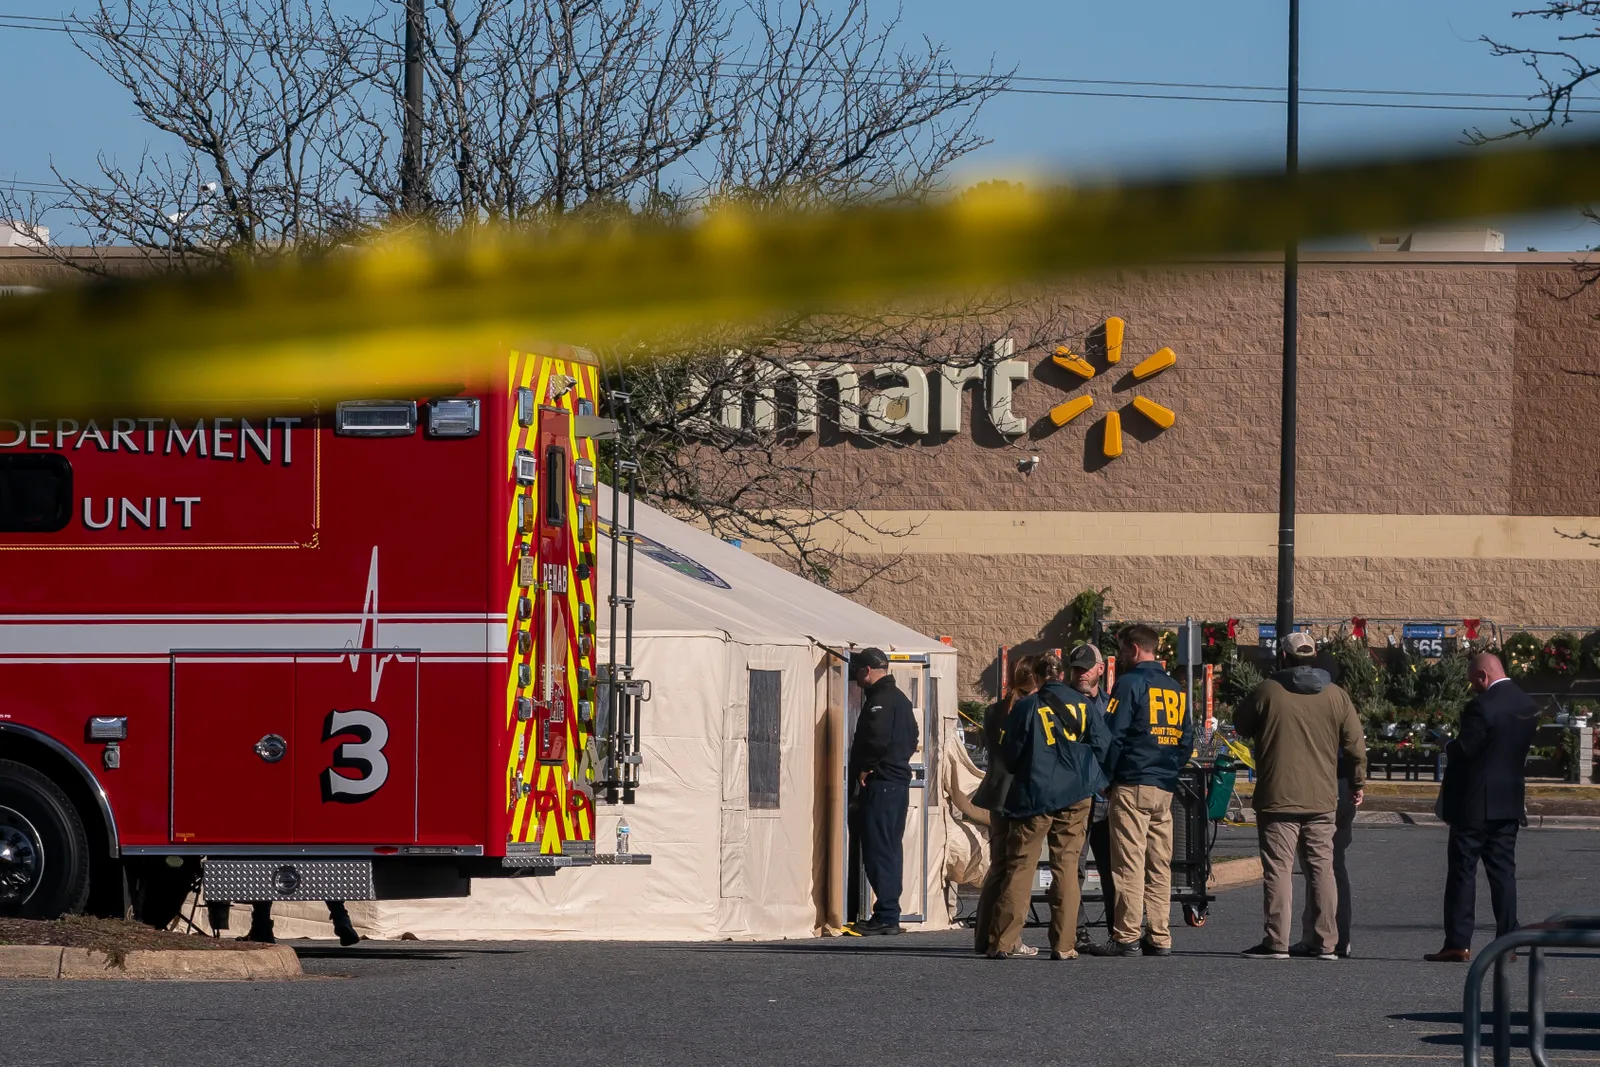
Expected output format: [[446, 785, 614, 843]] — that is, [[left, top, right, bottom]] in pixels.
[[1233, 632, 1366, 960]]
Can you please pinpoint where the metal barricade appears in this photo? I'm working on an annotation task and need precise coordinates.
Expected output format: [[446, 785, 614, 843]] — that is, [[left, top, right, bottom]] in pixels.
[[1462, 910, 1600, 1067]]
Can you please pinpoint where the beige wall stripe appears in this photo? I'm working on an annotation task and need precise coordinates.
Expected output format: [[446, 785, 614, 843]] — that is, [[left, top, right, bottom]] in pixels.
[[740, 512, 1600, 561]]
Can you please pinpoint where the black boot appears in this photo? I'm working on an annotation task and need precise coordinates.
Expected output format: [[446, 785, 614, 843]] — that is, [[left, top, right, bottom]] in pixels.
[[238, 902, 276, 944], [327, 900, 361, 947]]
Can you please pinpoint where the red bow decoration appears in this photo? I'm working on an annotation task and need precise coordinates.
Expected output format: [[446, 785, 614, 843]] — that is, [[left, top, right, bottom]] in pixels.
[[1351, 617, 1367, 640], [1226, 618, 1238, 639], [1464, 618, 1481, 640]]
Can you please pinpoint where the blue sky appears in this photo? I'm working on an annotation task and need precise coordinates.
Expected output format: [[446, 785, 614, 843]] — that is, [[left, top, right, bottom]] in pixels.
[[1, 1, 1595, 248]]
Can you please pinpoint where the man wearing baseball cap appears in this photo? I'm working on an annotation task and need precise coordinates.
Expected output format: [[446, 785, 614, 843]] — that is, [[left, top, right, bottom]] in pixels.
[[1233, 630, 1367, 960], [847, 647, 919, 935], [1065, 643, 1118, 951]]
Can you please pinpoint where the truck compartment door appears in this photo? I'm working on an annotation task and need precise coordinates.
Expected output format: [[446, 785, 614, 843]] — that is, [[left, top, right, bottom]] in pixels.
[[292, 651, 419, 844], [171, 653, 295, 844]]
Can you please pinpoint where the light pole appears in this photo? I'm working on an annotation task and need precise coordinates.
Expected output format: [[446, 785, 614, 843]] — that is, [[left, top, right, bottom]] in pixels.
[[400, 0, 424, 216], [1275, 0, 1300, 648]]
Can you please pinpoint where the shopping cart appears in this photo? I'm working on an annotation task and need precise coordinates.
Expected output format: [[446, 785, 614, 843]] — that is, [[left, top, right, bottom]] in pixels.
[[1033, 730, 1248, 930]]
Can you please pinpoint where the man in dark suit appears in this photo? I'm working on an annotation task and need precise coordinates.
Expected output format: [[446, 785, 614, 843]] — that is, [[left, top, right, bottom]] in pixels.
[[1425, 652, 1540, 963]]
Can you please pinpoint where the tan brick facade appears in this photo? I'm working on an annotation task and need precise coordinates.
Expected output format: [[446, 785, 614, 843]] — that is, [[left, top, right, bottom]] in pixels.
[[734, 254, 1600, 697]]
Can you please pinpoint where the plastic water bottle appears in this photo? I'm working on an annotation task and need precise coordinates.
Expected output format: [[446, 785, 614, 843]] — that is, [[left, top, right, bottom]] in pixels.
[[616, 818, 631, 856]]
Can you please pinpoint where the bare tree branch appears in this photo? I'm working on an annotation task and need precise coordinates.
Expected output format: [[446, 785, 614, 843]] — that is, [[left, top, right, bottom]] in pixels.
[[8, 0, 1010, 589]]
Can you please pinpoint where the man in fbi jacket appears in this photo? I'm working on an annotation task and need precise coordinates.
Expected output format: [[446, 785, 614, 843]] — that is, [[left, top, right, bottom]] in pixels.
[[1087, 624, 1195, 957]]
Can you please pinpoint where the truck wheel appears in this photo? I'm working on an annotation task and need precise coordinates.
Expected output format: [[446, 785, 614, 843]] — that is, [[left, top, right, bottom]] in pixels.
[[0, 759, 91, 919]]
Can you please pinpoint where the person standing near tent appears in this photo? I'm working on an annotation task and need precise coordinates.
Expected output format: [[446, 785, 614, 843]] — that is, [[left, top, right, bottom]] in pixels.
[[1064, 643, 1117, 953], [1088, 624, 1194, 958], [971, 655, 1038, 956], [848, 647, 919, 935], [988, 652, 1112, 960]]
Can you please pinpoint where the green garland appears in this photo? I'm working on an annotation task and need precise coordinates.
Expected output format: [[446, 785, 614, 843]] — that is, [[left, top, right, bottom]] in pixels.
[[1157, 630, 1178, 669], [1582, 631, 1600, 675], [1544, 632, 1584, 677], [1501, 632, 1543, 679], [1065, 587, 1112, 646]]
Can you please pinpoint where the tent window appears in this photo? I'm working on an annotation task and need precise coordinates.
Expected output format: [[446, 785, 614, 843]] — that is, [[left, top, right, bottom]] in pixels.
[[748, 669, 781, 810]]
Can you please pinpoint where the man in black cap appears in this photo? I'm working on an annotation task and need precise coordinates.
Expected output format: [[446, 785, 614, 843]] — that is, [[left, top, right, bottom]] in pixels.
[[848, 647, 919, 935], [1065, 642, 1118, 951]]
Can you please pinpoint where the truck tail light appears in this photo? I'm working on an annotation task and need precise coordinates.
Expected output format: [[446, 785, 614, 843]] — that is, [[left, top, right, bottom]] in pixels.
[[335, 401, 417, 436], [574, 459, 596, 495], [516, 387, 535, 427], [427, 397, 480, 437]]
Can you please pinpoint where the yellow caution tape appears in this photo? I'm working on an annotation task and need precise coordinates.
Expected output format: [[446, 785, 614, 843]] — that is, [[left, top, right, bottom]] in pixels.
[[5, 138, 1600, 410]]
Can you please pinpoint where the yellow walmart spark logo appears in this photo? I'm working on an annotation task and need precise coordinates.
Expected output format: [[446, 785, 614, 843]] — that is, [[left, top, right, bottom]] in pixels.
[[1047, 316, 1176, 459]]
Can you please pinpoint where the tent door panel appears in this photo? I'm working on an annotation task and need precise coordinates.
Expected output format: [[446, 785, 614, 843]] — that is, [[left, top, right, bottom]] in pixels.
[[889, 658, 931, 924], [843, 654, 933, 925]]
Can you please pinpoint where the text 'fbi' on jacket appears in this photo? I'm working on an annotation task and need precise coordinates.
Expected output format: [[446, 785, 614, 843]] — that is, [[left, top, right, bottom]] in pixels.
[[1108, 687, 1188, 746], [1035, 702, 1089, 745]]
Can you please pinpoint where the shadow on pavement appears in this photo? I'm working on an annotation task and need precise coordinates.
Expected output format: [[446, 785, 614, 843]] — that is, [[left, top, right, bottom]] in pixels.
[[291, 944, 527, 961], [696, 942, 979, 960], [1390, 1010, 1600, 1051]]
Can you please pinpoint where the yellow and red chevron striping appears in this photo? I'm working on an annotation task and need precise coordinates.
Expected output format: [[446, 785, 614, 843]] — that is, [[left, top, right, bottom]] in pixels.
[[501, 349, 598, 852]]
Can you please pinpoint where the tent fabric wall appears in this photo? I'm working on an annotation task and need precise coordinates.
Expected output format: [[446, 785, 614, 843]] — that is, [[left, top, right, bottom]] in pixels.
[[202, 494, 963, 942]]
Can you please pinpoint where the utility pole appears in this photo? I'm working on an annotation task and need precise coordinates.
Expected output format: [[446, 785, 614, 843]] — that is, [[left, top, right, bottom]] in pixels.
[[1275, 0, 1301, 651], [400, 0, 424, 216]]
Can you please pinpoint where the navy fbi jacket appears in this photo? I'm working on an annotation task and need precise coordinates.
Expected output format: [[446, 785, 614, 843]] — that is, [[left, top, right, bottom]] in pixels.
[[849, 674, 919, 784], [998, 679, 1112, 818], [1104, 660, 1195, 791]]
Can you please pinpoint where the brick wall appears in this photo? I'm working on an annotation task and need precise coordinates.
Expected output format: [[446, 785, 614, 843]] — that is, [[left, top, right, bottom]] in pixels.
[[852, 552, 1600, 698], [777, 261, 1524, 515]]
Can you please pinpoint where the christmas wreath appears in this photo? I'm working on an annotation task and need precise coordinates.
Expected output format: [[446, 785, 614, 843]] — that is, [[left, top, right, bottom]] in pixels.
[[1544, 632, 1583, 677], [1201, 622, 1237, 666], [1501, 632, 1543, 679]]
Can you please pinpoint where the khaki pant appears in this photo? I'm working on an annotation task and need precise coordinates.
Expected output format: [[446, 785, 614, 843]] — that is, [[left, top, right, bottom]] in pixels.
[[1260, 810, 1338, 953], [1108, 784, 1175, 947], [1300, 779, 1355, 953], [990, 800, 1092, 955], [973, 813, 1011, 953]]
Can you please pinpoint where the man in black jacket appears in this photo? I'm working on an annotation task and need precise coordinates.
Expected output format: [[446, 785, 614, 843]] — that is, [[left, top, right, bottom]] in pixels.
[[1425, 652, 1540, 963], [847, 647, 919, 935]]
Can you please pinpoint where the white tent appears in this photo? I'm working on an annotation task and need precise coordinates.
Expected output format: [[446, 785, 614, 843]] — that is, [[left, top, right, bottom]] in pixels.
[[235, 494, 976, 942]]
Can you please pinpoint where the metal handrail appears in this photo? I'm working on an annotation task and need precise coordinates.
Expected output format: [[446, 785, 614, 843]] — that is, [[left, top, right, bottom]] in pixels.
[[1462, 915, 1600, 1067]]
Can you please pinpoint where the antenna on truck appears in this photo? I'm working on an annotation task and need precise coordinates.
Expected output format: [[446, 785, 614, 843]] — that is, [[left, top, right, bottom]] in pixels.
[[599, 358, 645, 805]]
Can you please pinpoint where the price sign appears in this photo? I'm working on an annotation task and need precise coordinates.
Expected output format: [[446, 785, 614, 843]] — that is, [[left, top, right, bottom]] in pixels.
[[1402, 623, 1458, 659], [1257, 623, 1312, 654]]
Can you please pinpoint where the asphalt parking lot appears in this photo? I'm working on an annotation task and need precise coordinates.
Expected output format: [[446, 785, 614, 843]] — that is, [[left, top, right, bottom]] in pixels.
[[4, 825, 1598, 1067]]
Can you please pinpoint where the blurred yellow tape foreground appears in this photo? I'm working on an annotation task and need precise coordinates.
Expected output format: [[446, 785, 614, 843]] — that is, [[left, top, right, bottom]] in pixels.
[[4, 138, 1600, 410]]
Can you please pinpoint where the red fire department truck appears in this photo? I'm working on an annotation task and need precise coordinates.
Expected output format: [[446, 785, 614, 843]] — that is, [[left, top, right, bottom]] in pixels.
[[0, 343, 648, 924]]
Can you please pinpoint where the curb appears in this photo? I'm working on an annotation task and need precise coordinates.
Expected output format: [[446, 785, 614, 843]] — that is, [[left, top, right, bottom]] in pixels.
[[1210, 856, 1263, 888], [1353, 810, 1600, 830], [0, 944, 302, 980], [1235, 808, 1600, 830]]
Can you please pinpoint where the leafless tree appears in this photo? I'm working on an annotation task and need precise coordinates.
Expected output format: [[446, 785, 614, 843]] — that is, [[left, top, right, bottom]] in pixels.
[[3, 0, 379, 270], [3, 0, 1009, 582], [605, 293, 1079, 588], [1476, 3, 1600, 142]]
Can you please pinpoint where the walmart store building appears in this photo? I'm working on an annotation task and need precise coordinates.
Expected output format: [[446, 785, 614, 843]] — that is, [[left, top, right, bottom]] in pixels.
[[736, 249, 1600, 697], [6, 244, 1600, 699]]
